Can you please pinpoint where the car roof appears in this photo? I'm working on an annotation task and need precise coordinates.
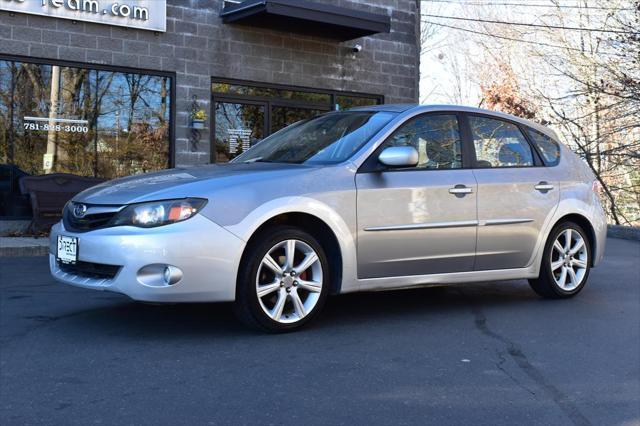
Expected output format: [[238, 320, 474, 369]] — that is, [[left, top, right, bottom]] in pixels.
[[347, 104, 559, 140]]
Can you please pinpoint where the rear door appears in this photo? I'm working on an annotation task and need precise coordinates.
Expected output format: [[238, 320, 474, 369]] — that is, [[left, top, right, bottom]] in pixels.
[[465, 114, 560, 270], [356, 113, 478, 279]]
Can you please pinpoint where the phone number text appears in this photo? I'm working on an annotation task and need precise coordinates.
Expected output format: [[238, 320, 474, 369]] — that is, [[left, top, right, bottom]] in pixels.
[[24, 122, 89, 133]]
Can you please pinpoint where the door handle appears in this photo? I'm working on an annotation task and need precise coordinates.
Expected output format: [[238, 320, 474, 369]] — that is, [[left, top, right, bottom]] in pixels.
[[449, 185, 473, 195], [534, 182, 554, 192]]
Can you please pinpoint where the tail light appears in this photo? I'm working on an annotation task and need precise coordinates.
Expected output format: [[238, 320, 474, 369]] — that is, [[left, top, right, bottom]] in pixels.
[[592, 179, 604, 197]]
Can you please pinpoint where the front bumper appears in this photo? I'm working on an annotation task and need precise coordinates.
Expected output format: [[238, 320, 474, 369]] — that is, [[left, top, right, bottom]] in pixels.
[[49, 215, 245, 302]]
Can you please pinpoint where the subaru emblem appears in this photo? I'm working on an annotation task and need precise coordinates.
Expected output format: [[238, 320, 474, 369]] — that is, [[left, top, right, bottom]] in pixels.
[[73, 203, 87, 218]]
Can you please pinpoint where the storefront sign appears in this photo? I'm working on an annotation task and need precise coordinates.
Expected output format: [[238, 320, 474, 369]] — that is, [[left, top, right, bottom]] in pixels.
[[0, 0, 166, 32]]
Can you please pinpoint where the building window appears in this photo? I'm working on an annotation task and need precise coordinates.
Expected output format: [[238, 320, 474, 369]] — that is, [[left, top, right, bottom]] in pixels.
[[0, 58, 173, 218], [212, 79, 382, 163]]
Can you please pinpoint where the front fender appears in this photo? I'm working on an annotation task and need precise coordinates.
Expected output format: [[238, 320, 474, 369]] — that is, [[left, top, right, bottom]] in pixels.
[[222, 196, 359, 293]]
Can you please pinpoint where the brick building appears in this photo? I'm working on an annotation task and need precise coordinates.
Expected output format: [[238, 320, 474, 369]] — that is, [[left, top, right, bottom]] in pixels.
[[0, 0, 419, 229]]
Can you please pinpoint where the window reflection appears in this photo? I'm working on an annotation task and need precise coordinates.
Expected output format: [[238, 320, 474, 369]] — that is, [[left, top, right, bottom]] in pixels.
[[214, 102, 265, 162], [95, 71, 170, 178], [234, 112, 397, 165], [212, 82, 331, 104], [469, 116, 533, 167], [211, 81, 383, 163], [0, 59, 172, 218], [335, 95, 379, 110], [526, 128, 560, 166], [382, 114, 463, 169], [271, 106, 325, 133], [0, 61, 14, 169]]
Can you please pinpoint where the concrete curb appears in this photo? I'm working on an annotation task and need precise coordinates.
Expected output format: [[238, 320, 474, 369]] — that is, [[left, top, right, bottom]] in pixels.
[[607, 225, 640, 241], [0, 246, 50, 257], [0, 238, 49, 257]]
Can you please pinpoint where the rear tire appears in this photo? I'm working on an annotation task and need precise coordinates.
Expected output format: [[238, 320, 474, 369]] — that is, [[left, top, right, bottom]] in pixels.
[[234, 226, 330, 332], [529, 221, 591, 299]]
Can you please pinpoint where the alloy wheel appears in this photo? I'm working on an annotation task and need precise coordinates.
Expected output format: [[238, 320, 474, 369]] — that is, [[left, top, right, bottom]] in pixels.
[[255, 239, 323, 324], [550, 228, 589, 291]]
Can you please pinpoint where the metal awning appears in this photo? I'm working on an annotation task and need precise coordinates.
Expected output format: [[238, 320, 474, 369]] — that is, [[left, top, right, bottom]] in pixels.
[[220, 0, 391, 41]]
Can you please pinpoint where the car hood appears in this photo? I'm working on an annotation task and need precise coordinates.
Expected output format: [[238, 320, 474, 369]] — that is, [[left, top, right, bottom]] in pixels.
[[74, 163, 317, 205]]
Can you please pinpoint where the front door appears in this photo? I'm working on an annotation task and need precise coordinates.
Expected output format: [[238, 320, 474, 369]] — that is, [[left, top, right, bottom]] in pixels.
[[467, 114, 560, 270], [213, 99, 267, 163], [356, 113, 478, 279]]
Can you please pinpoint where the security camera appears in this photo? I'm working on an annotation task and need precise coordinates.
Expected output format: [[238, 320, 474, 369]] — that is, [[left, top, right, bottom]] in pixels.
[[351, 44, 363, 53]]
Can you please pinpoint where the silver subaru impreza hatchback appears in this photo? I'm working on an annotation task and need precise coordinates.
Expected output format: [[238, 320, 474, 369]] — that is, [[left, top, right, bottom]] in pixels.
[[50, 104, 607, 332]]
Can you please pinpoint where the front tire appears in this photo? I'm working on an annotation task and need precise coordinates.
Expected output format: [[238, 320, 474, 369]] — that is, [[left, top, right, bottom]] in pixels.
[[529, 221, 591, 299], [234, 226, 330, 332]]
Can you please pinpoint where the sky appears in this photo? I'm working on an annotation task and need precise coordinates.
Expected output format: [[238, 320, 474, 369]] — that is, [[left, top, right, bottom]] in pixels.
[[419, 0, 484, 106]]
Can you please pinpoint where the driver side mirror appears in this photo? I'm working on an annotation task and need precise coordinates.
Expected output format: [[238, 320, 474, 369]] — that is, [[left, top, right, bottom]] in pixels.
[[378, 146, 419, 168]]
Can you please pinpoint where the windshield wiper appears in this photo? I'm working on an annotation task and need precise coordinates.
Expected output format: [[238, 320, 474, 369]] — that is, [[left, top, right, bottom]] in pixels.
[[243, 157, 270, 163], [243, 157, 297, 164]]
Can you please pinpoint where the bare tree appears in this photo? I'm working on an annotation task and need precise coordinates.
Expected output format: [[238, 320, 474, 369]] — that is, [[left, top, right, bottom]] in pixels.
[[439, 0, 640, 224]]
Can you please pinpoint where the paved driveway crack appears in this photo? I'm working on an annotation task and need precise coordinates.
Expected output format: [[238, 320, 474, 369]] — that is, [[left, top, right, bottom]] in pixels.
[[464, 292, 592, 426], [494, 347, 537, 396]]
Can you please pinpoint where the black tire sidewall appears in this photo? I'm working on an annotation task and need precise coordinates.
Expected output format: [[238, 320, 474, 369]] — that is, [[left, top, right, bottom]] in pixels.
[[236, 226, 330, 332], [541, 222, 591, 297]]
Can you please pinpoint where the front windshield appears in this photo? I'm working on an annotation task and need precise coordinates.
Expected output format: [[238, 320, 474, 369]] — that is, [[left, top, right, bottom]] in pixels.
[[232, 111, 397, 165]]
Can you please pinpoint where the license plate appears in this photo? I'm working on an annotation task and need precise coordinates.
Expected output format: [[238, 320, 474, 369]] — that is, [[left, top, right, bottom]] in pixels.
[[57, 235, 78, 264]]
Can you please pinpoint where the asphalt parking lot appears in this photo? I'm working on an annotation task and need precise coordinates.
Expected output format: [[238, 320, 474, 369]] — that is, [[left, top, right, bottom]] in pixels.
[[1, 237, 638, 426]]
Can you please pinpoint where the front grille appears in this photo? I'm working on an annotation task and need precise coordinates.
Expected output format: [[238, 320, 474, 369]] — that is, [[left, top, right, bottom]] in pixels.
[[58, 260, 121, 279], [63, 204, 120, 232]]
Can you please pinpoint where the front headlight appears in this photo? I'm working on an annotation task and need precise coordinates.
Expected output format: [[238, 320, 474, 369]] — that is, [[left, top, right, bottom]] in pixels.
[[112, 198, 208, 228]]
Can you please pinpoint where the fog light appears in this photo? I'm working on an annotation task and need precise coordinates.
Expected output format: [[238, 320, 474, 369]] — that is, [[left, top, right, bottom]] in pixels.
[[137, 264, 183, 287]]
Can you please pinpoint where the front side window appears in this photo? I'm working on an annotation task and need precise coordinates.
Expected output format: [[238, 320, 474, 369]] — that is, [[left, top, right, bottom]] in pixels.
[[526, 128, 561, 166], [469, 116, 534, 167], [233, 111, 396, 165], [379, 114, 463, 169]]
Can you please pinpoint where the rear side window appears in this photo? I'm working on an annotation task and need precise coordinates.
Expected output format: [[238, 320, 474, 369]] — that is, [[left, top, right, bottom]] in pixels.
[[526, 128, 561, 166], [469, 116, 534, 168]]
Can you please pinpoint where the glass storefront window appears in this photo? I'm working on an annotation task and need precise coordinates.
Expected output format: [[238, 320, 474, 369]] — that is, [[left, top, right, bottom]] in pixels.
[[271, 106, 325, 133], [0, 58, 172, 218], [212, 80, 383, 163], [94, 71, 171, 178], [11, 63, 95, 177], [212, 82, 332, 104], [335, 95, 379, 110]]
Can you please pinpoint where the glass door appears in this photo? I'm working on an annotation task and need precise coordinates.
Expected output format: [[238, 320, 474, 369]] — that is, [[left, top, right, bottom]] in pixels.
[[213, 99, 266, 163]]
